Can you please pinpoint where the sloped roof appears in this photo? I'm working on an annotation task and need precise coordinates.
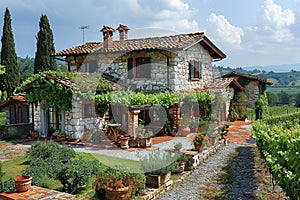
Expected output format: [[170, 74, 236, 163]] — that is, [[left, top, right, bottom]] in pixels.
[[222, 71, 273, 85], [54, 32, 226, 60], [207, 77, 243, 91], [0, 93, 28, 110]]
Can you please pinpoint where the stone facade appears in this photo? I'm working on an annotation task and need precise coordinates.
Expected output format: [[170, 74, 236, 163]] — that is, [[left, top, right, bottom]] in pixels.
[[71, 42, 214, 92], [244, 81, 260, 109], [33, 100, 100, 139]]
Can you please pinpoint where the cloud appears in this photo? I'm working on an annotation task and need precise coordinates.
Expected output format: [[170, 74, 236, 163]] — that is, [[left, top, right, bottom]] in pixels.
[[207, 13, 244, 48], [134, 0, 199, 32], [262, 0, 295, 41]]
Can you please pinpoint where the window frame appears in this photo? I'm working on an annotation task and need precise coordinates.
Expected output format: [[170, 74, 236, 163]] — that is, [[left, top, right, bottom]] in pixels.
[[9, 103, 29, 124], [189, 59, 202, 80], [82, 102, 96, 118], [128, 56, 151, 79]]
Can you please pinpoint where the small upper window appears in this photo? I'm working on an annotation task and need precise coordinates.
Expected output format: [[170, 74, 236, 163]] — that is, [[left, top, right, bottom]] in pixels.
[[82, 103, 95, 118], [189, 60, 202, 80]]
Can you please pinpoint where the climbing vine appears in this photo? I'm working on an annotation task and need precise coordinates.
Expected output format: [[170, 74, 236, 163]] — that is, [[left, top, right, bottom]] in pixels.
[[256, 83, 268, 118]]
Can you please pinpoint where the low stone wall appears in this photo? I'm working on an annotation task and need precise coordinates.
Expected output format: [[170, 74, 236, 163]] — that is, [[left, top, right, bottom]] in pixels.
[[0, 123, 33, 139]]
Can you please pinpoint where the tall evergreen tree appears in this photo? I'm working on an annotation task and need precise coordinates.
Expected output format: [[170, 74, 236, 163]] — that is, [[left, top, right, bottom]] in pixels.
[[34, 14, 57, 74], [0, 8, 19, 97]]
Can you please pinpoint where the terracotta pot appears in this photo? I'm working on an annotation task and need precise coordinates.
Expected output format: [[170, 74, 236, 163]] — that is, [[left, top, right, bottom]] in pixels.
[[105, 186, 132, 200], [14, 175, 32, 192], [138, 138, 152, 148], [30, 131, 39, 140], [194, 143, 202, 152], [56, 134, 66, 142], [129, 139, 138, 147], [178, 161, 185, 173], [119, 137, 129, 149]]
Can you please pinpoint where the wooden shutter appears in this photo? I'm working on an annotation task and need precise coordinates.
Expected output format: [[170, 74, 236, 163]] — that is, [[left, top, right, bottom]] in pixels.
[[145, 57, 151, 79], [189, 61, 194, 79], [198, 61, 202, 79], [127, 58, 133, 79]]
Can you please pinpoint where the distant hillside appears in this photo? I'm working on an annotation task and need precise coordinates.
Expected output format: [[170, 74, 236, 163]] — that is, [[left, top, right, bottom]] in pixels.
[[243, 63, 300, 73], [214, 66, 300, 87]]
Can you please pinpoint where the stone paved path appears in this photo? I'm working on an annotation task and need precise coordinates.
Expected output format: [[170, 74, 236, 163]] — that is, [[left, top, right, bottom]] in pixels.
[[158, 120, 288, 200]]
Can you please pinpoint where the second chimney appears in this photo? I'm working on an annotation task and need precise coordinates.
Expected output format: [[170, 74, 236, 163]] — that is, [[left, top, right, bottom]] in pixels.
[[100, 25, 115, 48], [116, 24, 130, 41]]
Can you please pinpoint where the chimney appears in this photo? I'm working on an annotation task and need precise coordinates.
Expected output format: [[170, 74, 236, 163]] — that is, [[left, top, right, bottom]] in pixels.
[[100, 25, 115, 48], [116, 24, 130, 40]]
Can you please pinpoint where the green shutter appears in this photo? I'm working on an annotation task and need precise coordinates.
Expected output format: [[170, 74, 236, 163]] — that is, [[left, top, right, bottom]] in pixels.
[[189, 61, 194, 79], [127, 58, 133, 79]]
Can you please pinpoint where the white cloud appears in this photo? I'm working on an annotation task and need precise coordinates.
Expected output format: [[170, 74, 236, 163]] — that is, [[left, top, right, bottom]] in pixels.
[[135, 0, 199, 32], [207, 13, 244, 48], [262, 0, 295, 41]]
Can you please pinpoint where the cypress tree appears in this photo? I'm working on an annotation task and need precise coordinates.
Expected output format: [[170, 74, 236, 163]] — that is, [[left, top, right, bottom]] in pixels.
[[0, 8, 19, 97], [34, 14, 57, 74]]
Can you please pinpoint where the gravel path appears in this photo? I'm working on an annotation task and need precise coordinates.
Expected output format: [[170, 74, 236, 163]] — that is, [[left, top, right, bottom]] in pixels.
[[158, 142, 257, 200]]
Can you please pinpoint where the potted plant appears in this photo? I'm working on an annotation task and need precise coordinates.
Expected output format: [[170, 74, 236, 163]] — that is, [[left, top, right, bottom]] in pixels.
[[93, 167, 143, 200], [193, 133, 204, 152], [119, 135, 130, 149], [174, 142, 182, 151], [139, 150, 177, 188], [30, 130, 39, 140], [52, 130, 66, 142]]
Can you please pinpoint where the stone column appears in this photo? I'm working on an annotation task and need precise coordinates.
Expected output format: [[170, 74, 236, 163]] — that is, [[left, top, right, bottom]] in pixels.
[[170, 103, 180, 129], [128, 107, 140, 138]]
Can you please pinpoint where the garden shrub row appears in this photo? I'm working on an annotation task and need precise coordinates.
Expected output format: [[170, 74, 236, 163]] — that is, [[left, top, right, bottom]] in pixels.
[[252, 113, 300, 199]]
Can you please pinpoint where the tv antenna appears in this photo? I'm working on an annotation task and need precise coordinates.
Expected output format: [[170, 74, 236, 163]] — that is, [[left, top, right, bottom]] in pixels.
[[79, 25, 89, 44]]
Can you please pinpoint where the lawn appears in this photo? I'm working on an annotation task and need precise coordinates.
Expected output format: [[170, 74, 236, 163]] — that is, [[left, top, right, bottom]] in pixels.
[[1, 150, 141, 198]]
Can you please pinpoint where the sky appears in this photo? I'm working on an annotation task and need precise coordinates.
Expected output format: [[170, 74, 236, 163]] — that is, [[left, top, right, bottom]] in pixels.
[[0, 0, 300, 68]]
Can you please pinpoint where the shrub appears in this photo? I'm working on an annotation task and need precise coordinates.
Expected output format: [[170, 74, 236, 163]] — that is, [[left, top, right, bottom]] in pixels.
[[56, 159, 100, 194], [1, 178, 14, 192]]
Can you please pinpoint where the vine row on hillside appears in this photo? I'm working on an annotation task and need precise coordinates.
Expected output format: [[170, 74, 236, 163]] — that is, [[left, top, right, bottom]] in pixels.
[[252, 113, 300, 200]]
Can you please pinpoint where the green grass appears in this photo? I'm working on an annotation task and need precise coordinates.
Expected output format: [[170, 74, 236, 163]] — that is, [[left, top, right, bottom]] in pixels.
[[92, 153, 142, 173], [2, 156, 29, 181], [0, 111, 6, 126], [1, 151, 141, 198]]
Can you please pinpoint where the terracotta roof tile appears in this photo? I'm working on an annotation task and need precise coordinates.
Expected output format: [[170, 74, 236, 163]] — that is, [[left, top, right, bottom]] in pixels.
[[54, 32, 226, 59], [222, 71, 273, 85], [207, 77, 243, 91]]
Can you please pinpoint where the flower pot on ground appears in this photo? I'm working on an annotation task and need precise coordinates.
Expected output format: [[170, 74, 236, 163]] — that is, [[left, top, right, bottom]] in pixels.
[[119, 136, 130, 149], [174, 142, 182, 151], [14, 175, 32, 192], [139, 150, 177, 188], [138, 137, 152, 148], [52, 130, 66, 142], [178, 161, 185, 173], [105, 186, 132, 200], [129, 138, 138, 147], [30, 131, 39, 140], [193, 133, 205, 152], [93, 167, 145, 199]]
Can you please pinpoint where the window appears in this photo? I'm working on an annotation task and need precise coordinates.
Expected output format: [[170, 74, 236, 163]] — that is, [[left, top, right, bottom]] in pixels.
[[128, 57, 151, 79], [48, 106, 62, 131], [82, 102, 95, 118], [189, 60, 202, 80], [9, 104, 29, 124]]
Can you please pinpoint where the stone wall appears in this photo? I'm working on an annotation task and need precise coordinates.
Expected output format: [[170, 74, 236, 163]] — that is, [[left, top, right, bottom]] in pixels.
[[170, 43, 213, 91], [244, 81, 259, 109], [72, 43, 213, 92], [64, 100, 100, 139]]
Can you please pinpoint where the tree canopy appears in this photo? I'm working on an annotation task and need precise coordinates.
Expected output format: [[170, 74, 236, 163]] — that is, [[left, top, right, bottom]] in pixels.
[[0, 8, 19, 97], [34, 14, 57, 73]]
